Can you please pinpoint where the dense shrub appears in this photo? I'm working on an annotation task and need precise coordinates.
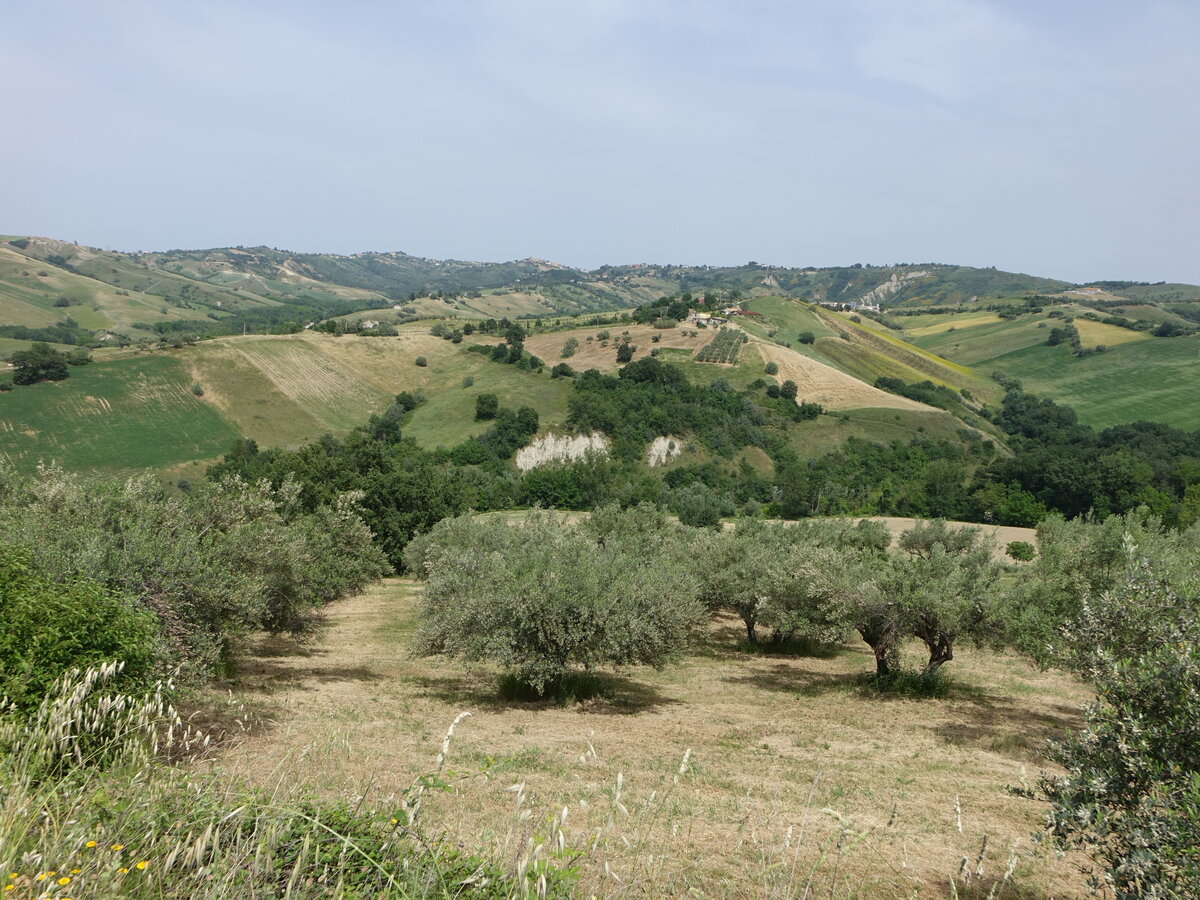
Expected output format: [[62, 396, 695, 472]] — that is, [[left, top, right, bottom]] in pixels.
[[1005, 540, 1036, 561], [10, 342, 70, 385], [0, 550, 159, 714], [1035, 530, 1200, 897], [0, 467, 389, 682], [475, 392, 499, 420]]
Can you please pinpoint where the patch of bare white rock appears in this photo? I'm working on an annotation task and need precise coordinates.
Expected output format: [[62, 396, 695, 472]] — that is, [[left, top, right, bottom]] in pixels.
[[515, 432, 611, 471], [645, 435, 683, 467]]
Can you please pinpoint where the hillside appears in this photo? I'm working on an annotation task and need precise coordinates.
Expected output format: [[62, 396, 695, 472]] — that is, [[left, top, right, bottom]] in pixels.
[[0, 308, 988, 479], [894, 306, 1200, 430], [1, 235, 1100, 349]]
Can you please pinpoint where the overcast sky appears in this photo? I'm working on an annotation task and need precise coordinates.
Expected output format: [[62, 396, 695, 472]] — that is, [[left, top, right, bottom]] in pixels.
[[3, 0, 1198, 283]]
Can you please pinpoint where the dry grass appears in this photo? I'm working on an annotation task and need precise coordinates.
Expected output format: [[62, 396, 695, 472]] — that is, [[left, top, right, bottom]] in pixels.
[[523, 324, 707, 372], [214, 579, 1091, 898], [752, 341, 930, 412]]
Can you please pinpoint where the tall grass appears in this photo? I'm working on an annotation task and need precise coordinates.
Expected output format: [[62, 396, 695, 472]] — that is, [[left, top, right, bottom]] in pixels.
[[0, 666, 571, 899]]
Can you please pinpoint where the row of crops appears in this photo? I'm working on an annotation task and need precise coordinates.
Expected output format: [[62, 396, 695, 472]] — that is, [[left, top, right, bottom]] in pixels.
[[695, 327, 748, 364]]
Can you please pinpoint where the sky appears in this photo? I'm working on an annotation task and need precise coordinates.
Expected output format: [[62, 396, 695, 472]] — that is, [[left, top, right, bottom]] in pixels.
[[3, 0, 1198, 283]]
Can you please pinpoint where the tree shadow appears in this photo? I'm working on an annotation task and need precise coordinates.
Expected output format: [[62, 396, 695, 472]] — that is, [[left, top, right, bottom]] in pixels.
[[223, 630, 382, 694], [406, 670, 681, 716], [693, 618, 849, 663], [932, 691, 1084, 762], [725, 663, 864, 697]]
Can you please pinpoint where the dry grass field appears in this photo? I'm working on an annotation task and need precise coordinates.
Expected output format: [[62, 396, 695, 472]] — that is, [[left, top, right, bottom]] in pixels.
[[523, 323, 709, 372], [752, 342, 930, 412], [215, 579, 1090, 898]]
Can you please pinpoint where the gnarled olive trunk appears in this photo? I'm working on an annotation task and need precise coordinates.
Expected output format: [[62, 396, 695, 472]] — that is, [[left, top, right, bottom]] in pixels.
[[920, 635, 954, 676], [857, 617, 898, 677]]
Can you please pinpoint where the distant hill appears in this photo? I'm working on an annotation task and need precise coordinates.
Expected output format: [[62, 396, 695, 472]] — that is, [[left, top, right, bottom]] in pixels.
[[1, 235, 1104, 348]]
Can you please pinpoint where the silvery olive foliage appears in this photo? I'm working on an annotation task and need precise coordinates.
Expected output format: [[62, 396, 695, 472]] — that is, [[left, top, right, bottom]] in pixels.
[[1039, 534, 1200, 899], [409, 509, 705, 695], [691, 518, 874, 646], [0, 464, 389, 681]]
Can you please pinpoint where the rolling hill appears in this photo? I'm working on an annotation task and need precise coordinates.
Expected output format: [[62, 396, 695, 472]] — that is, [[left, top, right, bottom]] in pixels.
[[0, 235, 1098, 349], [4, 235, 1199, 479]]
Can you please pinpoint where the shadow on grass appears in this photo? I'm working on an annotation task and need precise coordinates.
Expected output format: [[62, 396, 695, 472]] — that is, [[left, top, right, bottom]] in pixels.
[[725, 664, 864, 697], [406, 670, 680, 716], [693, 618, 847, 662], [932, 691, 1083, 763], [225, 628, 383, 694]]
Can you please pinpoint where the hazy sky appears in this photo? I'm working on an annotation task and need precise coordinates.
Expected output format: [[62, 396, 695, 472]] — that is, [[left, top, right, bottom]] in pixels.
[[3, 1, 1198, 282]]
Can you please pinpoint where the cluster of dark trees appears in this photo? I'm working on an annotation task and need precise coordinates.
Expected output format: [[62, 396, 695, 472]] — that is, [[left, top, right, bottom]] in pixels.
[[873, 376, 963, 410], [4, 342, 90, 387]]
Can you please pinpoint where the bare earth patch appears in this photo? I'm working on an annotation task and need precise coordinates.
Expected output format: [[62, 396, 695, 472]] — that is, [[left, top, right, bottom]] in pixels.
[[213, 579, 1089, 898]]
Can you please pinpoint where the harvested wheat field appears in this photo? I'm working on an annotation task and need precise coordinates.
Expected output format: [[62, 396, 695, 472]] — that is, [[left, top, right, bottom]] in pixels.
[[753, 341, 930, 412], [214, 579, 1090, 898]]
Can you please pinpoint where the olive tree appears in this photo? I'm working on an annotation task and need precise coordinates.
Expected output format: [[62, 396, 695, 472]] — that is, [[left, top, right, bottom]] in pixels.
[[819, 520, 1004, 678], [1038, 533, 1200, 898], [692, 519, 874, 647], [410, 510, 704, 695], [885, 520, 1005, 675]]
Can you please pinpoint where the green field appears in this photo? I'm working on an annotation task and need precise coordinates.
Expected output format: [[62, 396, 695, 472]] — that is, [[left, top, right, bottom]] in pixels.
[[985, 334, 1200, 430], [0, 355, 240, 474], [898, 310, 1200, 430]]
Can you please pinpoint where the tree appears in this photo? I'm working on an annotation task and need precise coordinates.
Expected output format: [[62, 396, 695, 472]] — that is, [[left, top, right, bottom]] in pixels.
[[1038, 537, 1200, 897], [692, 519, 858, 647], [475, 393, 499, 421], [410, 511, 704, 695], [764, 362, 779, 375], [10, 342, 69, 385], [887, 520, 1004, 675], [616, 342, 635, 363], [779, 380, 798, 401], [414, 356, 428, 367]]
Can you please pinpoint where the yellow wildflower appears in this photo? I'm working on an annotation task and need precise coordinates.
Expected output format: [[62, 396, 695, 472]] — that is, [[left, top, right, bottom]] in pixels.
[[4, 886, 13, 893], [117, 868, 129, 874], [57, 877, 71, 885], [136, 861, 149, 870], [110, 844, 124, 852], [70, 869, 80, 874], [85, 841, 97, 848]]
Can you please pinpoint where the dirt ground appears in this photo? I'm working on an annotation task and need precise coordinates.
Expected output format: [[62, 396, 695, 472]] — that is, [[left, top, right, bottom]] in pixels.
[[213, 579, 1089, 898]]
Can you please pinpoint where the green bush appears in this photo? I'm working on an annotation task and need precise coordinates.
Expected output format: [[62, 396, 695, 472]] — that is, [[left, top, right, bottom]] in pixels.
[[1005, 540, 1036, 561], [414, 356, 428, 367], [0, 469, 389, 684], [1039, 551, 1200, 897], [0, 550, 159, 714]]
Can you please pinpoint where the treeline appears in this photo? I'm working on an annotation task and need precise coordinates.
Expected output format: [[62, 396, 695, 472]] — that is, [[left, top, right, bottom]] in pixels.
[[781, 382, 1200, 528], [206, 353, 1200, 578]]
